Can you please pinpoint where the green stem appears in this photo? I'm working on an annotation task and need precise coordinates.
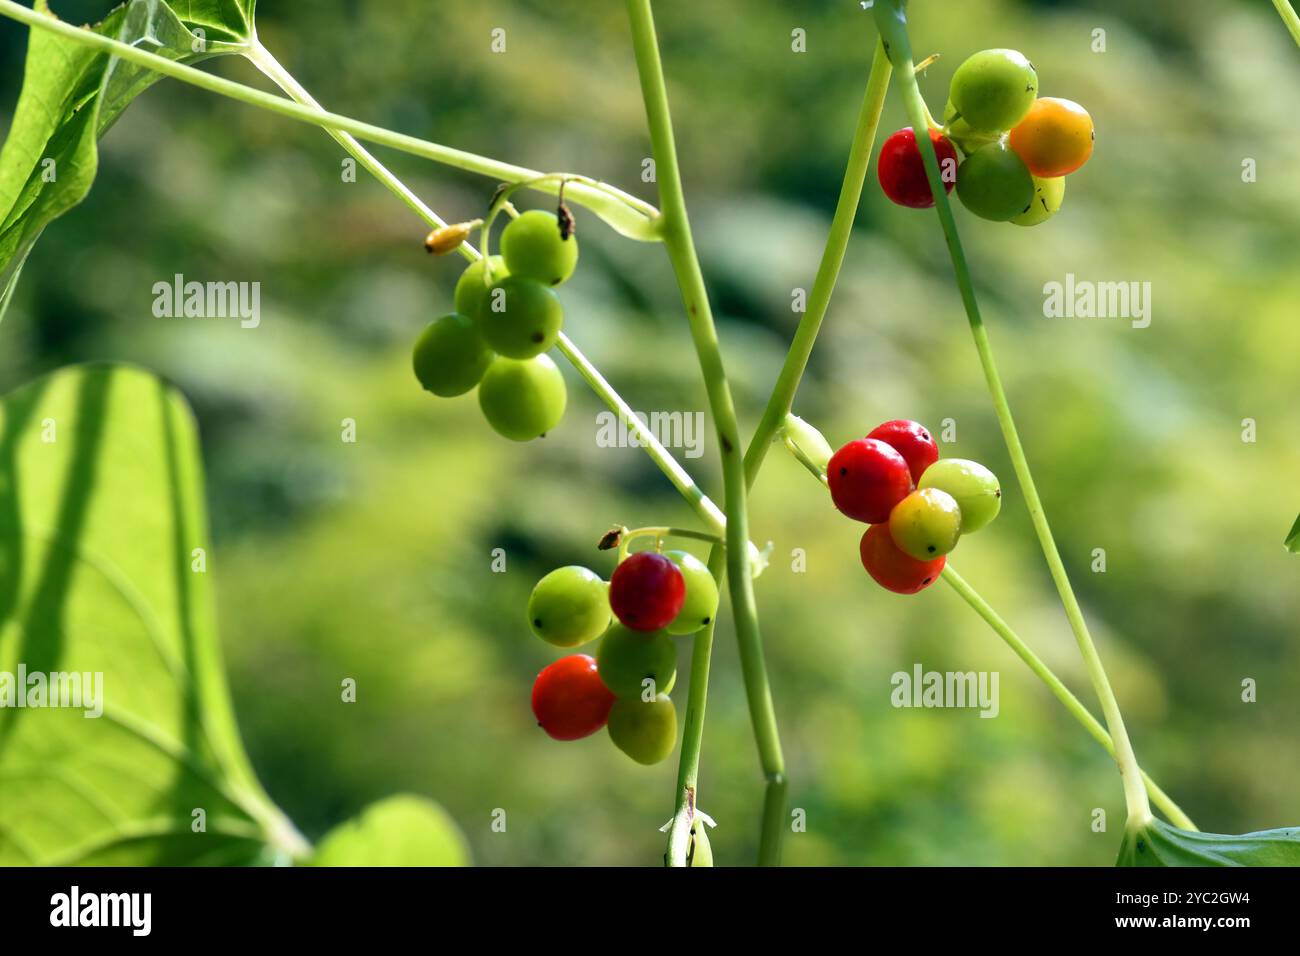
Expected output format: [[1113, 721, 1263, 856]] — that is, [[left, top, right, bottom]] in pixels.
[[664, 24, 894, 869], [244, 42, 475, 263], [616, 526, 725, 550], [743, 40, 893, 485], [941, 566, 1196, 831], [556, 333, 727, 535], [625, 0, 786, 866], [873, 0, 1152, 828], [1273, 0, 1300, 47], [0, 0, 660, 241]]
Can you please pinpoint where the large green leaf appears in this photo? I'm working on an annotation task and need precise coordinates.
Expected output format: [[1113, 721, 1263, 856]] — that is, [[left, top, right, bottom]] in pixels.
[[308, 795, 471, 867], [1285, 514, 1300, 552], [0, 0, 258, 322], [1117, 818, 1300, 866], [0, 363, 302, 865]]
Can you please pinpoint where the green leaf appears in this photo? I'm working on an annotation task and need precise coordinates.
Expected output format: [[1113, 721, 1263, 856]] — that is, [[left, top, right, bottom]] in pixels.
[[1117, 818, 1300, 866], [1286, 514, 1300, 552], [0, 0, 258, 322], [308, 795, 471, 867], [0, 363, 304, 865]]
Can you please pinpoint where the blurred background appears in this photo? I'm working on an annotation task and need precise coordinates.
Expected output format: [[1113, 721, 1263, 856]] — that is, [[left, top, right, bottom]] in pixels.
[[1, 0, 1297, 865]]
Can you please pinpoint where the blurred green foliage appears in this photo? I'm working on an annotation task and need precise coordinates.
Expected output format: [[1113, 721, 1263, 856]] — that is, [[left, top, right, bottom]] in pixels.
[[1, 0, 1297, 865]]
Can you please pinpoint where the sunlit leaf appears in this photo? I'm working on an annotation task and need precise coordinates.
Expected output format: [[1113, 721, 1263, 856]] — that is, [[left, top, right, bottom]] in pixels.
[[0, 363, 302, 865], [0, 0, 258, 322], [1117, 818, 1300, 866]]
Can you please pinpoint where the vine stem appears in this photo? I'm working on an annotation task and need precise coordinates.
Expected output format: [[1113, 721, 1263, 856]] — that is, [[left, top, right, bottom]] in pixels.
[[743, 39, 894, 484], [940, 566, 1196, 831], [1274, 0, 1300, 47], [625, 0, 786, 866], [0, 0, 660, 241], [664, 20, 894, 870], [556, 334, 728, 535], [244, 42, 474, 263], [873, 0, 1152, 828]]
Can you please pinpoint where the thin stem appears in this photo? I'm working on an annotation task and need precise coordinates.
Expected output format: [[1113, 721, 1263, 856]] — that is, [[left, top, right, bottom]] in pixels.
[[245, 42, 475, 263], [555, 333, 727, 535], [743, 40, 893, 485], [665, 23, 893, 869], [617, 526, 724, 549], [0, 0, 660, 241], [941, 566, 1196, 831], [873, 0, 1152, 827], [664, 546, 724, 866], [625, 0, 786, 866], [783, 437, 830, 487], [1273, 0, 1300, 47]]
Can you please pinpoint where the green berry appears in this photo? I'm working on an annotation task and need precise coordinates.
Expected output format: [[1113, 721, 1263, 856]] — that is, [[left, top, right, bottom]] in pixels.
[[919, 458, 1002, 534], [501, 210, 578, 286], [888, 488, 963, 560], [663, 550, 719, 636], [411, 313, 493, 397], [527, 566, 611, 648], [1011, 174, 1066, 227], [478, 354, 567, 441], [607, 693, 677, 765], [949, 49, 1038, 133], [453, 255, 508, 319], [595, 624, 677, 699], [956, 143, 1034, 222], [479, 276, 564, 360]]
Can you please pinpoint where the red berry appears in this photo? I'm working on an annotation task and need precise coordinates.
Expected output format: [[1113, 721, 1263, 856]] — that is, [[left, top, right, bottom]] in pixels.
[[878, 127, 959, 209], [867, 419, 940, 485], [531, 654, 616, 741], [609, 551, 686, 631], [859, 524, 945, 594], [827, 438, 914, 524]]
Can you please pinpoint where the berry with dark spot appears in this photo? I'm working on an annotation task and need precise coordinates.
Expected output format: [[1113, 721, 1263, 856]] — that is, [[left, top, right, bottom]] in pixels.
[[859, 524, 945, 595], [827, 438, 914, 524]]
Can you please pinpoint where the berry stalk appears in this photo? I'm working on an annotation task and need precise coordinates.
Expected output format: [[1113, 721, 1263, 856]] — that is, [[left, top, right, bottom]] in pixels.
[[0, 0, 661, 242], [556, 334, 729, 535], [873, 0, 1153, 828], [941, 566, 1196, 832], [625, 0, 787, 866]]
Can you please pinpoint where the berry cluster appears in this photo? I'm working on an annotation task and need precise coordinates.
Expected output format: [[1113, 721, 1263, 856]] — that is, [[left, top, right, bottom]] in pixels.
[[878, 48, 1094, 227], [412, 209, 579, 440], [827, 420, 1002, 593], [527, 548, 719, 765]]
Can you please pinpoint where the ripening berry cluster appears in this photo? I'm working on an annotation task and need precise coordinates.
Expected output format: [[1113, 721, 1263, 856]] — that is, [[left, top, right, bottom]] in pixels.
[[527, 549, 719, 765], [878, 49, 1094, 226], [827, 420, 1002, 594], [412, 210, 579, 440]]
